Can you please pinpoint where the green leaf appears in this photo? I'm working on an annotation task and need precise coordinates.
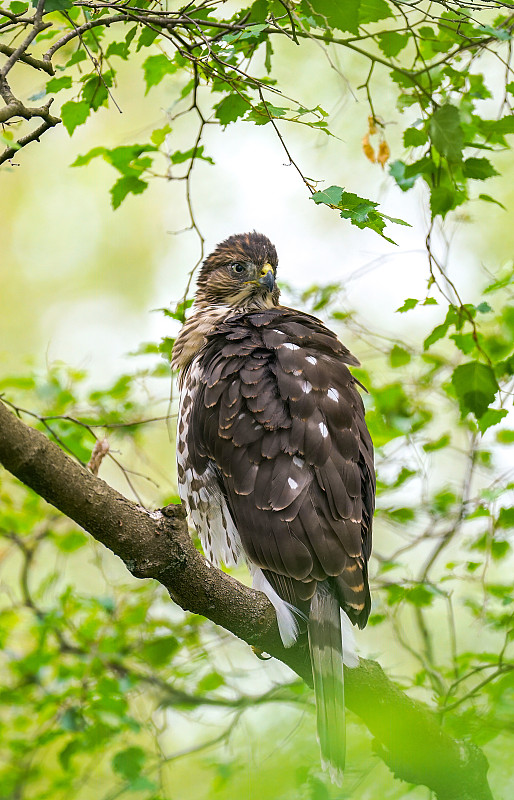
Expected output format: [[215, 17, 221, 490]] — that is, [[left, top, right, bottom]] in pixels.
[[484, 266, 514, 294], [390, 345, 411, 367], [66, 49, 87, 67], [405, 585, 435, 607], [110, 176, 148, 209], [71, 146, 107, 167], [127, 776, 157, 792], [451, 361, 499, 420], [497, 507, 514, 528], [53, 530, 88, 552], [170, 146, 214, 165], [60, 101, 90, 135], [481, 115, 514, 137], [478, 194, 506, 210], [384, 584, 405, 605], [423, 434, 450, 452], [403, 127, 428, 147], [478, 408, 508, 434], [475, 23, 511, 41], [463, 157, 499, 180], [496, 429, 514, 444], [128, 341, 160, 356], [82, 73, 112, 112], [311, 185, 409, 244], [392, 467, 417, 488], [159, 298, 194, 321], [246, 102, 288, 126], [150, 124, 171, 146], [396, 298, 418, 313], [429, 104, 463, 161], [450, 332, 476, 355], [160, 336, 175, 361], [386, 506, 415, 523], [424, 319, 452, 350], [137, 27, 159, 51], [106, 145, 156, 173], [142, 54, 177, 93], [430, 184, 465, 219], [433, 490, 457, 514], [377, 30, 408, 57], [45, 75, 72, 93], [73, 144, 157, 177], [112, 747, 145, 782], [42, 0, 72, 10], [0, 133, 20, 150], [60, 707, 85, 732], [491, 540, 510, 560], [300, 0, 359, 34], [59, 739, 82, 771], [105, 40, 130, 60], [139, 635, 179, 666], [404, 156, 435, 179], [389, 160, 418, 191], [359, 0, 394, 24], [214, 93, 249, 125], [198, 672, 225, 692]]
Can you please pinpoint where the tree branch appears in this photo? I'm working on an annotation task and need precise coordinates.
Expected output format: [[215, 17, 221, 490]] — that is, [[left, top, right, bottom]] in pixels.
[[0, 399, 493, 800], [0, 43, 54, 75]]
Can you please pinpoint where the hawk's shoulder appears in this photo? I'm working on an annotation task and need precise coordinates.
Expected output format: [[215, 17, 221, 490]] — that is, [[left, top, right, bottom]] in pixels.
[[205, 306, 360, 365]]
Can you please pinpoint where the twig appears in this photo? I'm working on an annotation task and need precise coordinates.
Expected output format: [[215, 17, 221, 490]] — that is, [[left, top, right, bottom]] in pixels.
[[257, 86, 316, 193]]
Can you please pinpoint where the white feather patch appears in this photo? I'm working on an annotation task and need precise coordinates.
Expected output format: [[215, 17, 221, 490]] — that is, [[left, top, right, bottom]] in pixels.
[[251, 567, 300, 648]]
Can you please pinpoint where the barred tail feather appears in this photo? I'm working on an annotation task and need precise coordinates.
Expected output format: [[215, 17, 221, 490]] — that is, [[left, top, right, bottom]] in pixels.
[[308, 585, 346, 785]]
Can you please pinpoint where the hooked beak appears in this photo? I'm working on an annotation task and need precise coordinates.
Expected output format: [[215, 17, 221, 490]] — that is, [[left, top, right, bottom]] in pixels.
[[258, 263, 275, 293]]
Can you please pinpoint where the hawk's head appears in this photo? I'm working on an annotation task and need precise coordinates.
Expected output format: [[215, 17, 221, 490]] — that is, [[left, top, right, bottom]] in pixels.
[[195, 232, 280, 309]]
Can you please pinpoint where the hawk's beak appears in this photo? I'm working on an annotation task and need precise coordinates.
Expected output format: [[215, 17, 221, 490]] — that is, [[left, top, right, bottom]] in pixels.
[[258, 264, 275, 292]]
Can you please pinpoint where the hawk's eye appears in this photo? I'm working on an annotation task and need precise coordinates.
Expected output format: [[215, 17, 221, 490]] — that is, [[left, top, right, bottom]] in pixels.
[[231, 263, 246, 274]]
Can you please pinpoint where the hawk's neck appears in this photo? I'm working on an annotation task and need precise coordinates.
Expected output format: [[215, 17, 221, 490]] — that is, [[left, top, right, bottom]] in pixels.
[[171, 297, 276, 374]]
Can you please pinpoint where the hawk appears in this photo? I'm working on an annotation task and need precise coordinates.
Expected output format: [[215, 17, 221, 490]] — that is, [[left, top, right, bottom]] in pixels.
[[172, 232, 375, 782]]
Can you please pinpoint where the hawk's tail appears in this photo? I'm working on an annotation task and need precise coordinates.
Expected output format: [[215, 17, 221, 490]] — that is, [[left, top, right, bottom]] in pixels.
[[308, 584, 346, 785]]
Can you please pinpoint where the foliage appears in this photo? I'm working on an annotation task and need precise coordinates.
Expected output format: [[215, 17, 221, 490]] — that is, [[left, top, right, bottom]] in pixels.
[[1, 1, 514, 798], [1, 0, 513, 424]]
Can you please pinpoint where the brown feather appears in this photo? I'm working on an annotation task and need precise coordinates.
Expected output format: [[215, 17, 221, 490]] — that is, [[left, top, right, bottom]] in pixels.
[[182, 305, 374, 622]]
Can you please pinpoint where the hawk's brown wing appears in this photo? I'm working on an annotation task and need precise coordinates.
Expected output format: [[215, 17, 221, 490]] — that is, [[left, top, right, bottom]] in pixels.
[[188, 307, 375, 627]]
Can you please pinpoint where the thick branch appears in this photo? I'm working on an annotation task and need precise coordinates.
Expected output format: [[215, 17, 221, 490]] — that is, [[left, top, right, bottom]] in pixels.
[[0, 399, 493, 800], [0, 94, 60, 165]]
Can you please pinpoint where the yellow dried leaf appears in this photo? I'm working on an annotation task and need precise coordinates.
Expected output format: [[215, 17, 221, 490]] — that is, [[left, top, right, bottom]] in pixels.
[[368, 115, 378, 136], [377, 139, 390, 168], [362, 133, 376, 163]]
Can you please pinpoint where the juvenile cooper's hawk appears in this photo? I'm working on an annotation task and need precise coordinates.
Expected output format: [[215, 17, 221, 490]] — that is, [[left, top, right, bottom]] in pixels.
[[172, 232, 375, 781]]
